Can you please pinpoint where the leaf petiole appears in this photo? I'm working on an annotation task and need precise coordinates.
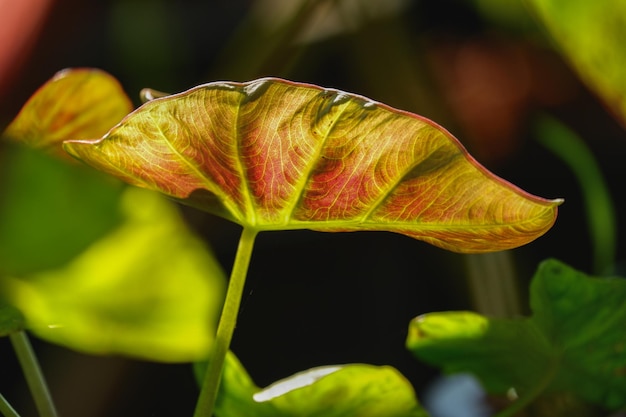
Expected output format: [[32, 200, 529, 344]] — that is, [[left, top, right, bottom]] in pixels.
[[0, 392, 22, 417], [194, 227, 258, 417], [9, 331, 58, 417]]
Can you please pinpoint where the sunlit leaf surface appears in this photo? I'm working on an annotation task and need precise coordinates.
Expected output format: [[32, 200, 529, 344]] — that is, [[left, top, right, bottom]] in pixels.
[[199, 352, 428, 417], [406, 259, 626, 410], [528, 0, 626, 124], [4, 68, 133, 150], [64, 78, 561, 253], [0, 188, 225, 362]]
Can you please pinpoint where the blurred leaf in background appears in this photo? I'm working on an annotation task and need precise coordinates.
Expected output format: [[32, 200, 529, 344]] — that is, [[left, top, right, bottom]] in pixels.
[[1, 187, 225, 362], [1, 68, 225, 361], [0, 144, 124, 276], [4, 68, 133, 152], [527, 0, 626, 126], [1, 68, 133, 276], [407, 259, 626, 414]]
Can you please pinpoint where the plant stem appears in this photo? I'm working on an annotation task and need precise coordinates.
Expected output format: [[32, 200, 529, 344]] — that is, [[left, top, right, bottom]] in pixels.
[[9, 331, 58, 417], [193, 227, 258, 417], [535, 115, 617, 275], [0, 392, 22, 417]]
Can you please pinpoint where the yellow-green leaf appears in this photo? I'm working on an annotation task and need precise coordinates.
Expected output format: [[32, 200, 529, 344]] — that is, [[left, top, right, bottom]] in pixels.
[[4, 68, 133, 150], [199, 353, 428, 417], [528, 0, 626, 124], [64, 78, 561, 253], [0, 187, 225, 362], [407, 259, 626, 410]]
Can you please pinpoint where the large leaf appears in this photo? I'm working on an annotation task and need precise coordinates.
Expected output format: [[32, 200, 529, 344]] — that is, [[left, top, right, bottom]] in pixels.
[[0, 187, 225, 362], [527, 0, 626, 124], [64, 78, 561, 253], [406, 259, 626, 410], [196, 352, 428, 417], [3, 68, 133, 150]]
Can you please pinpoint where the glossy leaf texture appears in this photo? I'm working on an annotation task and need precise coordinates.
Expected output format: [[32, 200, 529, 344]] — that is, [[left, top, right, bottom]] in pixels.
[[0, 187, 225, 362], [406, 259, 626, 410], [4, 68, 133, 150], [528, 0, 626, 124], [64, 78, 561, 253], [195, 352, 428, 417]]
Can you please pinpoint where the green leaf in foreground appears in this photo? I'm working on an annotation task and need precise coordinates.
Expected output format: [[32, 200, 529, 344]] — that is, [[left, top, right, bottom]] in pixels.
[[406, 259, 626, 410], [0, 187, 225, 362], [196, 352, 428, 417], [64, 78, 561, 253], [0, 143, 124, 276], [527, 0, 626, 124]]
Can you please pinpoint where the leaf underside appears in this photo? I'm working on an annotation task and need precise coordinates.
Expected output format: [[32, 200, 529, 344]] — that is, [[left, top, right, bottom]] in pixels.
[[64, 77, 561, 253], [407, 259, 626, 410]]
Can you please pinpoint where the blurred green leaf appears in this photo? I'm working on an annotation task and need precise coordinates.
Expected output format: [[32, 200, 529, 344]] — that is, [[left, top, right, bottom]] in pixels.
[[0, 143, 124, 275], [0, 187, 225, 362], [0, 302, 24, 336], [528, 0, 626, 124], [196, 352, 428, 417], [407, 259, 626, 410], [0, 67, 134, 275]]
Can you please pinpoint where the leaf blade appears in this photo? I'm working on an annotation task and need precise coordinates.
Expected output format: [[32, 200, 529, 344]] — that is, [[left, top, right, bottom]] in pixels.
[[64, 78, 561, 253], [406, 259, 626, 410], [528, 0, 626, 125], [210, 353, 428, 417], [0, 188, 225, 362], [4, 68, 133, 150]]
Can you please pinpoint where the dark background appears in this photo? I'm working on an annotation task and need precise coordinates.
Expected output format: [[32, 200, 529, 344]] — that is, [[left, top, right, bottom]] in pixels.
[[1, 0, 625, 416]]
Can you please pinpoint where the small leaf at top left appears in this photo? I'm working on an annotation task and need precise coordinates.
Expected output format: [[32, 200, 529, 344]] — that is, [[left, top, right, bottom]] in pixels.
[[3, 68, 133, 151]]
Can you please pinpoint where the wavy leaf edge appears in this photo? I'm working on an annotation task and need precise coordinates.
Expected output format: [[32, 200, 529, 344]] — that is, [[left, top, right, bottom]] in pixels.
[[63, 77, 562, 253]]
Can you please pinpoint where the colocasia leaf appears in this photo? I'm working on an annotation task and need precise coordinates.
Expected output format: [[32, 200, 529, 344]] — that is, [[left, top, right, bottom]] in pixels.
[[4, 68, 133, 150], [64, 78, 561, 253], [406, 259, 626, 410]]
